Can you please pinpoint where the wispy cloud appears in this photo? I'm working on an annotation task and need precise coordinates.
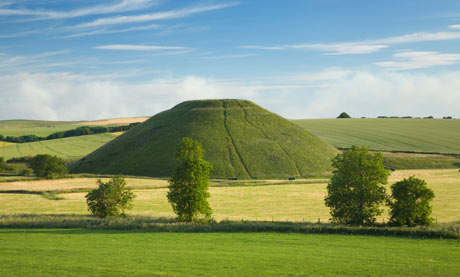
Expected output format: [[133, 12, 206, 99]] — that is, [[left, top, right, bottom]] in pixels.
[[0, 0, 155, 20], [74, 3, 237, 28], [375, 51, 460, 70], [449, 24, 460, 29], [94, 44, 188, 51], [241, 31, 460, 55], [61, 24, 161, 38], [203, 53, 257, 59]]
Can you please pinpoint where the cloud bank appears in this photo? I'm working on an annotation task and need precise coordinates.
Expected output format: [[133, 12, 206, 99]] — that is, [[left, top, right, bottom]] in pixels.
[[0, 70, 459, 121]]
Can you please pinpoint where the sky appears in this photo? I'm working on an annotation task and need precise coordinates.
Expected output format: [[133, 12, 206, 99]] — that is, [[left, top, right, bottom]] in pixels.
[[1, 0, 460, 120]]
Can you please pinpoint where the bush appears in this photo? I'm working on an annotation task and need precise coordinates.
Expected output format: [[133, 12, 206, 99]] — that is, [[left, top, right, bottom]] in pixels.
[[29, 154, 68, 179], [85, 176, 135, 218], [388, 176, 435, 226], [167, 138, 213, 222], [0, 157, 13, 173], [337, 112, 351, 118], [324, 146, 389, 225]]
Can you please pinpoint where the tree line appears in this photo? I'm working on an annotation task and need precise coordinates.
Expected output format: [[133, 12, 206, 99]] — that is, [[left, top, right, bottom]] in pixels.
[[85, 140, 435, 228], [0, 123, 140, 143]]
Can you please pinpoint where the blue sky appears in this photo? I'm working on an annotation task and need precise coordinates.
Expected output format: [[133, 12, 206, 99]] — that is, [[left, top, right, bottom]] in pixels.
[[1, 0, 460, 120]]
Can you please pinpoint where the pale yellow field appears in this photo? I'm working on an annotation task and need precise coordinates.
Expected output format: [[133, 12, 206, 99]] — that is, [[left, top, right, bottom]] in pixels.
[[77, 117, 149, 126], [1, 169, 459, 222]]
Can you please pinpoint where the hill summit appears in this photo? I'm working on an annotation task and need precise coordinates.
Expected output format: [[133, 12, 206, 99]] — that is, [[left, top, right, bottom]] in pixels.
[[70, 99, 338, 178]]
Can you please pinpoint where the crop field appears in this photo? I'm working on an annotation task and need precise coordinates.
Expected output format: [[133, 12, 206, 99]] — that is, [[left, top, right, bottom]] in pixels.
[[293, 118, 460, 154], [1, 229, 459, 276], [0, 133, 118, 160], [0, 120, 79, 137], [1, 169, 459, 222]]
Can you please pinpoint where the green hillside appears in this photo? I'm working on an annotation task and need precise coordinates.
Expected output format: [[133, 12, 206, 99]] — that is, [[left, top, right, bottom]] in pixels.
[[0, 133, 118, 160], [293, 118, 460, 154], [70, 99, 338, 178]]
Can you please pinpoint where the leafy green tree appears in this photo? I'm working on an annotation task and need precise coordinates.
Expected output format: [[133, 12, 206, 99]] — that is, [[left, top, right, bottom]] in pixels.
[[388, 176, 434, 226], [325, 146, 389, 225], [85, 176, 135, 218], [167, 137, 213, 222], [337, 112, 351, 118], [29, 154, 68, 179], [0, 157, 13, 172]]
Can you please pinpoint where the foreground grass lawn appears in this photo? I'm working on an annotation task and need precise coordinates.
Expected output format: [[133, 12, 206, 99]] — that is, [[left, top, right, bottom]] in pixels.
[[0, 229, 459, 276]]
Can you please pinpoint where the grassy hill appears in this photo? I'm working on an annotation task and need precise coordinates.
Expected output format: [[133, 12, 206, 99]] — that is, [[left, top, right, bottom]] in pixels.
[[70, 99, 338, 178], [293, 118, 460, 154], [0, 133, 118, 160]]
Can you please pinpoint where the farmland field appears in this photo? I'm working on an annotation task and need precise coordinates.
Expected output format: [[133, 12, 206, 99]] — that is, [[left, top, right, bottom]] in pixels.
[[293, 118, 460, 154], [0, 133, 118, 160], [1, 169, 459, 222], [1, 229, 459, 276]]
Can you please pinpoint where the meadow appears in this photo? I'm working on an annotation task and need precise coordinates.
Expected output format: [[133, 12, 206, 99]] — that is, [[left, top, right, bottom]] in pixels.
[[0, 133, 118, 160], [1, 229, 459, 276], [1, 169, 459, 223], [293, 118, 460, 154]]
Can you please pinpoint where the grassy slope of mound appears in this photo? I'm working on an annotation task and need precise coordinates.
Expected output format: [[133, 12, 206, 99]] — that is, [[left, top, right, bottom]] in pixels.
[[70, 99, 337, 178], [293, 118, 460, 154]]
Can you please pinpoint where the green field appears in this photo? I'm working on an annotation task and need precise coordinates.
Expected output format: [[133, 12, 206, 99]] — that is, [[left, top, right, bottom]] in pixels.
[[1, 229, 459, 276], [0, 133, 118, 160], [0, 120, 79, 137], [293, 118, 460, 154], [1, 169, 459, 222]]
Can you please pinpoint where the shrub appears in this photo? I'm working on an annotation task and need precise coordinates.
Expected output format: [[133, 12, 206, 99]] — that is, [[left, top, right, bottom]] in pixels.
[[324, 146, 389, 225], [29, 154, 68, 179], [85, 176, 135, 218], [0, 157, 13, 173], [388, 176, 435, 226], [167, 138, 213, 222], [337, 112, 351, 118]]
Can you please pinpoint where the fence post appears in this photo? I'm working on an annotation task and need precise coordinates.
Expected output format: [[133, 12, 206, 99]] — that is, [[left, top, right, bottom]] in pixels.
[[318, 218, 320, 224]]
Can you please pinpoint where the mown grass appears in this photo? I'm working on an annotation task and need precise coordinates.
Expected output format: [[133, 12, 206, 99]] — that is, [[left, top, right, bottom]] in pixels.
[[1, 169, 459, 223], [70, 100, 337, 178], [0, 133, 118, 160], [1, 228, 460, 276], [293, 118, 460, 154]]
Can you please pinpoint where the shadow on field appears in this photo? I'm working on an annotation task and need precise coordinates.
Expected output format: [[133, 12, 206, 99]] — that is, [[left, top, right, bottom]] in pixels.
[[1, 214, 459, 239]]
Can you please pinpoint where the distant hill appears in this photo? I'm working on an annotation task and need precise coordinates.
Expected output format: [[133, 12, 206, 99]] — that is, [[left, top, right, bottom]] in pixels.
[[293, 118, 460, 154], [70, 99, 338, 178]]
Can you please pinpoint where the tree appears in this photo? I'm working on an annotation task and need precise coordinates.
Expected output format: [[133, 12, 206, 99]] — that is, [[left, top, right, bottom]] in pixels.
[[167, 137, 213, 222], [85, 176, 135, 218], [337, 112, 351, 118], [29, 154, 68, 179], [324, 146, 389, 225], [0, 157, 13, 173], [388, 176, 434, 226]]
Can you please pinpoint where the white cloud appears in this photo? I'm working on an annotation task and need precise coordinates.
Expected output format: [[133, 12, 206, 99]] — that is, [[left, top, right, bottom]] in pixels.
[[375, 51, 460, 70], [241, 31, 460, 55], [94, 44, 187, 51], [203, 54, 257, 60], [62, 24, 161, 38], [0, 0, 155, 20], [448, 24, 460, 29], [75, 3, 237, 28], [1, 69, 459, 121]]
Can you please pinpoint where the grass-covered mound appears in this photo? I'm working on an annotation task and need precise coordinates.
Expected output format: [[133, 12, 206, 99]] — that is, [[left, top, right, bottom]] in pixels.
[[70, 99, 337, 178]]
